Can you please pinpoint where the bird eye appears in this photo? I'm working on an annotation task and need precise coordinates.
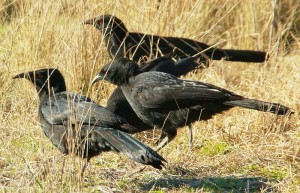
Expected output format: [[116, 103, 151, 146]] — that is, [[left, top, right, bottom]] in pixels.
[[102, 68, 107, 74], [97, 20, 103, 26], [37, 74, 44, 79]]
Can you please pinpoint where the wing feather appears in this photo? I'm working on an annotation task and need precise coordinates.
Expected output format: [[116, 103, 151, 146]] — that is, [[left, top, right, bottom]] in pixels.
[[41, 92, 126, 128], [132, 72, 235, 109]]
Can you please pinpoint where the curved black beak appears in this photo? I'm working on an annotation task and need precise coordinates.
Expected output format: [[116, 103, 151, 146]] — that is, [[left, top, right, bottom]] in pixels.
[[13, 72, 30, 79], [91, 73, 105, 85]]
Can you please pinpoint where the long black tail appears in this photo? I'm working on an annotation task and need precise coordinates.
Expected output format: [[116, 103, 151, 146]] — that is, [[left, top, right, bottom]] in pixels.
[[206, 48, 268, 63], [223, 98, 293, 115], [99, 128, 166, 169]]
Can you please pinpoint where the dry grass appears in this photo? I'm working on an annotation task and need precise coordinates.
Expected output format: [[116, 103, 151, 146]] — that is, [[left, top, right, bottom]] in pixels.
[[0, 0, 299, 192]]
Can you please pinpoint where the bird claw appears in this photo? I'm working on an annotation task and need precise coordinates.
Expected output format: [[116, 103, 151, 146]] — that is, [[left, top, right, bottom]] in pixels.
[[155, 138, 162, 146], [155, 132, 167, 145], [155, 137, 169, 151]]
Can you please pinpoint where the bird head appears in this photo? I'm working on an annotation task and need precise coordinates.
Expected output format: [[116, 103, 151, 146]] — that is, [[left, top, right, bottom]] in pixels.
[[83, 14, 128, 35], [92, 58, 140, 86], [13, 68, 66, 96]]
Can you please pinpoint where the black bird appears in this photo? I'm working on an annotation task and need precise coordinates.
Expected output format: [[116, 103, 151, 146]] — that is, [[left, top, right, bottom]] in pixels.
[[83, 14, 268, 63], [92, 58, 293, 150], [13, 68, 165, 169], [106, 56, 200, 146]]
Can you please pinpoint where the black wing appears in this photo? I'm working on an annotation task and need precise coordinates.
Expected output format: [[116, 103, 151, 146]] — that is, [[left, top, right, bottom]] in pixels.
[[173, 56, 199, 76], [132, 72, 239, 110], [139, 55, 175, 74], [40, 91, 128, 128]]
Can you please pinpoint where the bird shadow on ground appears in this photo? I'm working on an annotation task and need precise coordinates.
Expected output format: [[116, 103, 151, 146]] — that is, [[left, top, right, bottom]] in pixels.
[[138, 176, 274, 192]]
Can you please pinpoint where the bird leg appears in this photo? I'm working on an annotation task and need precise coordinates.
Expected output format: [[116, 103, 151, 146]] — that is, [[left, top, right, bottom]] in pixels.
[[155, 129, 177, 151], [188, 124, 193, 149], [155, 132, 168, 146], [81, 158, 89, 176]]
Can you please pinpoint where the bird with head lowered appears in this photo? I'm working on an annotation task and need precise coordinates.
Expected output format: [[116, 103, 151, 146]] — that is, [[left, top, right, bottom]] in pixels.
[[13, 68, 166, 170], [92, 57, 293, 150]]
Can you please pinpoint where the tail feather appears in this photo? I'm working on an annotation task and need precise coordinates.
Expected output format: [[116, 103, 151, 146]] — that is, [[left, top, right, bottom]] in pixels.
[[99, 128, 166, 169], [207, 49, 268, 63], [174, 56, 199, 76], [140, 56, 173, 72], [223, 98, 293, 115], [120, 123, 140, 134]]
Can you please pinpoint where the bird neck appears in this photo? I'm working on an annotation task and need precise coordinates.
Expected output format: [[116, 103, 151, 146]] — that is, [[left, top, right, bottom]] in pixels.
[[37, 84, 66, 100], [129, 64, 140, 77], [110, 62, 140, 86], [124, 63, 140, 85], [103, 22, 128, 45], [38, 88, 49, 100]]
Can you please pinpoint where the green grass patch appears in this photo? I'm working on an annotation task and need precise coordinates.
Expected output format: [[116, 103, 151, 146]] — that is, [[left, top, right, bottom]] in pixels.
[[200, 140, 232, 156], [247, 164, 287, 180]]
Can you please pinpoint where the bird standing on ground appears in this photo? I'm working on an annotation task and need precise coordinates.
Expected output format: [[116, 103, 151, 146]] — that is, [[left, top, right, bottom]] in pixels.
[[13, 68, 166, 169], [106, 55, 199, 133], [92, 58, 293, 150], [83, 14, 268, 63]]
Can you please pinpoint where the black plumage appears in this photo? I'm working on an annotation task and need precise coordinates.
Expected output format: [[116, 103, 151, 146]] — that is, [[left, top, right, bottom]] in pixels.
[[106, 56, 199, 133], [13, 68, 165, 169], [83, 14, 268, 63], [92, 58, 293, 150]]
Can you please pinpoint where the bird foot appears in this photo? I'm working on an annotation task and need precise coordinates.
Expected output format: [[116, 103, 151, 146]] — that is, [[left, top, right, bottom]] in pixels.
[[155, 137, 169, 151], [155, 133, 167, 146]]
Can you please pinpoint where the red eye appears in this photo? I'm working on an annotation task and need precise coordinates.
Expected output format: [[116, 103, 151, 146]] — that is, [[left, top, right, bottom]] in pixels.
[[97, 20, 103, 25], [37, 74, 44, 79]]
